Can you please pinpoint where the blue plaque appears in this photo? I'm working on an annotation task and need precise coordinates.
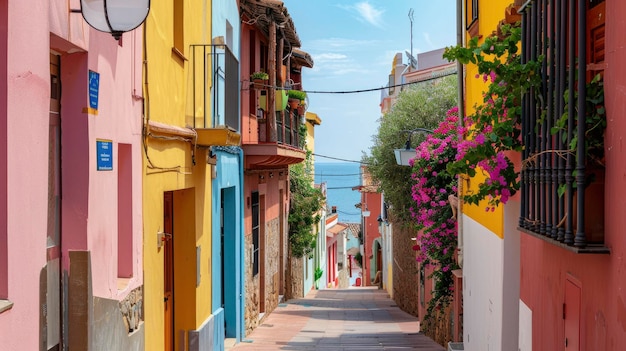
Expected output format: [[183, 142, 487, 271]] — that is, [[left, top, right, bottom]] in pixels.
[[96, 139, 113, 171], [89, 70, 100, 110]]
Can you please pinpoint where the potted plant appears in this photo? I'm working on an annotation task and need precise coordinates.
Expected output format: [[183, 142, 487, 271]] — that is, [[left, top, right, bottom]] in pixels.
[[288, 89, 306, 109], [250, 71, 268, 90], [314, 267, 323, 289]]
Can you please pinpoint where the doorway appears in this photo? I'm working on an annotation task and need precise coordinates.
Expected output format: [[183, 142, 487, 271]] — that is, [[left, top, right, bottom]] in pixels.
[[564, 278, 581, 350], [45, 52, 62, 351], [221, 187, 237, 338], [163, 191, 174, 351]]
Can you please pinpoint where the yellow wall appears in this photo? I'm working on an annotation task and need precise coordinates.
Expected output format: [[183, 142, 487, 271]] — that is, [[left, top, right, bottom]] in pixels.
[[462, 0, 513, 238], [142, 0, 214, 349]]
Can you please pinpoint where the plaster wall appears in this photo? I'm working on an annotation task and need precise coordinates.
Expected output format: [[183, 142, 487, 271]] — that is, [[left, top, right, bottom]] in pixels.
[[142, 0, 215, 348], [362, 191, 381, 285], [518, 1, 626, 349], [462, 205, 519, 351], [1, 1, 144, 349], [0, 1, 51, 349]]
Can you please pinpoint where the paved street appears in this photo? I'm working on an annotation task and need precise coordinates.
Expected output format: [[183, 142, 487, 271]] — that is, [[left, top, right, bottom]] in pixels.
[[227, 287, 445, 351]]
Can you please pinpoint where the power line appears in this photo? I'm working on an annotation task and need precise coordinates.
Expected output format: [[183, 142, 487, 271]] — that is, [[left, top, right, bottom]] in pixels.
[[313, 153, 368, 164], [311, 172, 362, 177], [335, 210, 361, 216], [326, 186, 360, 190]]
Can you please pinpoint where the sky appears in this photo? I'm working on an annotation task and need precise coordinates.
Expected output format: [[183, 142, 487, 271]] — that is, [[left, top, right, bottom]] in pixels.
[[282, 0, 458, 163]]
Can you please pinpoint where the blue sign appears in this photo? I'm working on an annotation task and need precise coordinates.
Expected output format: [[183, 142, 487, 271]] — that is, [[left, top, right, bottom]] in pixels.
[[89, 70, 100, 110], [96, 139, 113, 171]]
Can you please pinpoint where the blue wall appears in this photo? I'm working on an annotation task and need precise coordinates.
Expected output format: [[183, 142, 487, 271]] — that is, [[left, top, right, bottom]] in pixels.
[[211, 147, 243, 347]]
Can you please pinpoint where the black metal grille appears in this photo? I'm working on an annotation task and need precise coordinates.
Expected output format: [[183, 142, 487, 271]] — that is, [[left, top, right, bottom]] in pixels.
[[189, 44, 239, 131], [519, 0, 605, 249]]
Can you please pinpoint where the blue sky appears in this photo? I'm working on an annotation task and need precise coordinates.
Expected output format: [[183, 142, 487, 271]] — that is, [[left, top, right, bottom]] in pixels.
[[283, 0, 457, 163]]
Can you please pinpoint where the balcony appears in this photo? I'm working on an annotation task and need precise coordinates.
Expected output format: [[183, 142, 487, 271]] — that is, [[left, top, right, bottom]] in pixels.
[[518, 1, 607, 253], [188, 44, 241, 147], [243, 105, 305, 170]]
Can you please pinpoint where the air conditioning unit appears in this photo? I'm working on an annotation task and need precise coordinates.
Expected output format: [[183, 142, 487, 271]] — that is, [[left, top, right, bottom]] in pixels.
[[448, 342, 464, 351]]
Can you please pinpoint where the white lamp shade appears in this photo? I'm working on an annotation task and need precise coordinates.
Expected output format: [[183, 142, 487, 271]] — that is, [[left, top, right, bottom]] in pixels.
[[394, 148, 415, 166], [81, 0, 150, 37], [362, 210, 371, 217]]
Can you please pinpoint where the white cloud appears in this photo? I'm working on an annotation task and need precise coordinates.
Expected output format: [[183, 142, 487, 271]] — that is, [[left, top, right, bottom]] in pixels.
[[354, 2, 384, 27], [337, 2, 385, 28], [307, 37, 377, 52]]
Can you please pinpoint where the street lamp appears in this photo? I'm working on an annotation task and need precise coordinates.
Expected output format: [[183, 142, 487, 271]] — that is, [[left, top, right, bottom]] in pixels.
[[394, 128, 434, 166], [80, 0, 150, 40]]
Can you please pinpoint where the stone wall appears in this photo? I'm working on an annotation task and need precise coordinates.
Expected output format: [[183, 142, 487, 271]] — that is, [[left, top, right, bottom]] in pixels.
[[264, 218, 281, 314], [243, 234, 258, 334], [286, 255, 304, 299], [391, 220, 421, 318], [337, 268, 350, 289], [119, 286, 143, 333], [243, 217, 283, 336]]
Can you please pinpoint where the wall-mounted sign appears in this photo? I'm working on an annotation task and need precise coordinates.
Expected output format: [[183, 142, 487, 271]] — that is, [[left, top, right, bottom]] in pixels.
[[96, 139, 113, 171], [88, 70, 100, 110]]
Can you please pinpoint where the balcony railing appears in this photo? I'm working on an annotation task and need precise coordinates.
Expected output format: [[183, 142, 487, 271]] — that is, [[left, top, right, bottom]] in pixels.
[[189, 44, 239, 132], [276, 109, 304, 149], [518, 0, 607, 252]]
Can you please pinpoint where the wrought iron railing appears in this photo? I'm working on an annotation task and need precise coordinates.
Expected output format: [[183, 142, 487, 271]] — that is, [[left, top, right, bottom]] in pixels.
[[261, 107, 302, 149], [189, 44, 239, 131], [519, 0, 605, 250]]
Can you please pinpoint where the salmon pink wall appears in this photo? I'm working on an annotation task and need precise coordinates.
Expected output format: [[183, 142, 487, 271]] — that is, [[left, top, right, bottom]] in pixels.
[[0, 1, 54, 349], [520, 1, 626, 349]]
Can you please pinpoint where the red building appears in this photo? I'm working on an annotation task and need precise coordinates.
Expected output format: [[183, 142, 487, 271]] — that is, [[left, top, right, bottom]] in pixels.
[[355, 166, 383, 286], [239, 0, 313, 334], [516, 1, 626, 349]]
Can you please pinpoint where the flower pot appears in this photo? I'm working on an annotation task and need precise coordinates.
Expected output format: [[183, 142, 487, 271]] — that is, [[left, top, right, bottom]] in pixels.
[[288, 98, 300, 110], [252, 79, 266, 90], [297, 105, 305, 115]]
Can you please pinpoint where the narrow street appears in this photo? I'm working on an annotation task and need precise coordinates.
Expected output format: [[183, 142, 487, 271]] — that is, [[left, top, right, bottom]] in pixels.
[[227, 287, 445, 351]]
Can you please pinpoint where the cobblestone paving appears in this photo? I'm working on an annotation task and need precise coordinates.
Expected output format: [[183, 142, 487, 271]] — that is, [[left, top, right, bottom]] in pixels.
[[228, 287, 445, 351]]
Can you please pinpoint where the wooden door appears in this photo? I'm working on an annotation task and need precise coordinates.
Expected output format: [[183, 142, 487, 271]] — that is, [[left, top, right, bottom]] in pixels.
[[163, 192, 174, 351]]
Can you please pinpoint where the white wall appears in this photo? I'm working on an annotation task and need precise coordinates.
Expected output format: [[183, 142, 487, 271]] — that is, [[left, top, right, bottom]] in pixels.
[[519, 300, 532, 351], [462, 201, 520, 351]]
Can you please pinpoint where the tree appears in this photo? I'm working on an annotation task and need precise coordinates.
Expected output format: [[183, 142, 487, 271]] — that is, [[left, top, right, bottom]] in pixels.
[[364, 75, 458, 223], [288, 151, 324, 258]]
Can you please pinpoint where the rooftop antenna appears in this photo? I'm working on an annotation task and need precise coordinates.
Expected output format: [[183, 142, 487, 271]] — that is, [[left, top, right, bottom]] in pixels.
[[408, 8, 416, 70]]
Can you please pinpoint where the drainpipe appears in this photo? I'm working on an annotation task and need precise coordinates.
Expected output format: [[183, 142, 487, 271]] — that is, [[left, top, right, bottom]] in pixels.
[[268, 18, 277, 142], [456, 0, 465, 269]]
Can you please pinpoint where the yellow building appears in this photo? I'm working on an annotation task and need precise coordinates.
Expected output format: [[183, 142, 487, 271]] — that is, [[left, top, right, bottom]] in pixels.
[[142, 0, 243, 350], [458, 1, 521, 350]]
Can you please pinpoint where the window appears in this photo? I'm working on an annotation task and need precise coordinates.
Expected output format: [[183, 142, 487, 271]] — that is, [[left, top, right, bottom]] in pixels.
[[173, 0, 184, 56], [519, 1, 606, 251], [252, 191, 259, 276], [465, 0, 479, 37], [117, 144, 133, 278]]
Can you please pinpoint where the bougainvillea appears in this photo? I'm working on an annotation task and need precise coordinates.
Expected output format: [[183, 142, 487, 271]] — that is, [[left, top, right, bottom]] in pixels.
[[409, 107, 460, 323], [443, 23, 542, 209]]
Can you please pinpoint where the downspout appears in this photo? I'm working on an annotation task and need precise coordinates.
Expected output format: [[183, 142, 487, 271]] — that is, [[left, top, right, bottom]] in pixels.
[[456, 0, 465, 269], [238, 147, 245, 340]]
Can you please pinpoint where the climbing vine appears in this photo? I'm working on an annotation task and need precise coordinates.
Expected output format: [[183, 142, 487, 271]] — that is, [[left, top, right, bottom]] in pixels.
[[288, 151, 324, 258]]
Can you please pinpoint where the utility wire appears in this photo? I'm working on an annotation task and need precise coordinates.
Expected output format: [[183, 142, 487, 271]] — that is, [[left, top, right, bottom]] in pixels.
[[250, 70, 457, 94], [327, 186, 360, 190], [311, 172, 362, 177], [313, 153, 368, 164]]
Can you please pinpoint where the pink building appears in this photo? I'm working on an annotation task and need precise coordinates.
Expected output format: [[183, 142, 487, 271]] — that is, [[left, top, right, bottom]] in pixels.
[[355, 166, 383, 286], [325, 215, 346, 288], [0, 2, 144, 350]]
